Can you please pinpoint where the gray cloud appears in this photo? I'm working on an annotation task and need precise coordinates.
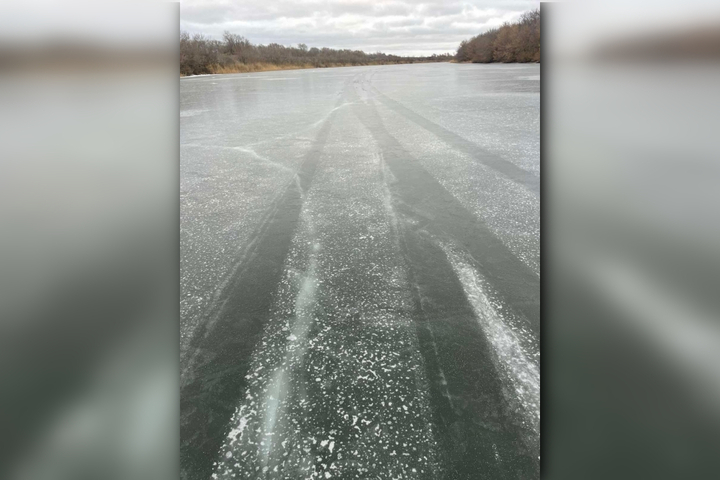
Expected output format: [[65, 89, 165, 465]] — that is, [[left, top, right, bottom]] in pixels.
[[180, 0, 539, 56]]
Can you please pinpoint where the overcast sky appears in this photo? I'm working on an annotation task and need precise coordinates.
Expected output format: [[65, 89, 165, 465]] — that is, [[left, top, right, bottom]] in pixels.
[[180, 0, 540, 56]]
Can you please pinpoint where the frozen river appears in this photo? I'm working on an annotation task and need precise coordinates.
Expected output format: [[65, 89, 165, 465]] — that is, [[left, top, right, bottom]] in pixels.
[[180, 63, 539, 480]]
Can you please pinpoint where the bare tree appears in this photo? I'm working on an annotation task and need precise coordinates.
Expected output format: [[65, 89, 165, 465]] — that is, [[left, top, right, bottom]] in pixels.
[[455, 9, 539, 64], [180, 30, 453, 75]]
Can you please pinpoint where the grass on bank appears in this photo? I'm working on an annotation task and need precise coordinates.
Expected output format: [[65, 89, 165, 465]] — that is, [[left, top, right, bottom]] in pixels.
[[207, 62, 315, 74], [181, 60, 450, 76]]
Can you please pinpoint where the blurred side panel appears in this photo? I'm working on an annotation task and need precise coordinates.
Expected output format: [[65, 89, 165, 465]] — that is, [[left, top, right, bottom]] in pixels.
[[544, 1, 720, 479], [0, 3, 178, 480]]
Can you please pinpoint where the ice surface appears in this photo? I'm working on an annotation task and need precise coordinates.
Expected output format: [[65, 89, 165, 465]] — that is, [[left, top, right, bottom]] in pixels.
[[181, 64, 540, 480]]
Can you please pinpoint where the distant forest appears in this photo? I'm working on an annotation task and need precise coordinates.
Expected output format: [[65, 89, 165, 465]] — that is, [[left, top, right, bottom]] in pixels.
[[456, 9, 540, 63], [180, 32, 453, 76]]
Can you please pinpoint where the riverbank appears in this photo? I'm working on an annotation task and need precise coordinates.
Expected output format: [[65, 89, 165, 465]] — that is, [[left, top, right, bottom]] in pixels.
[[181, 60, 451, 77]]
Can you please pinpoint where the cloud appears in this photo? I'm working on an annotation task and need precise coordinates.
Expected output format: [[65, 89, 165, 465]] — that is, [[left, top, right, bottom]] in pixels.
[[180, 0, 539, 56]]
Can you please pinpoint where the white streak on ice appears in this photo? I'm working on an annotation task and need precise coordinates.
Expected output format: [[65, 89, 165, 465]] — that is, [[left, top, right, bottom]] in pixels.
[[441, 244, 540, 447], [230, 146, 294, 173]]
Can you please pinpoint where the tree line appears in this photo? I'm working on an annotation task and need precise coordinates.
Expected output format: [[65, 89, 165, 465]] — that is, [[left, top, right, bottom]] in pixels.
[[456, 9, 540, 63], [180, 31, 453, 76]]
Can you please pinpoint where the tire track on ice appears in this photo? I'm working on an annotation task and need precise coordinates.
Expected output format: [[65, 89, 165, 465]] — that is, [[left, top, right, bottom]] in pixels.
[[213, 95, 441, 480], [441, 243, 539, 458], [180, 85, 349, 480], [351, 84, 539, 479], [368, 84, 539, 196], [351, 87, 539, 335]]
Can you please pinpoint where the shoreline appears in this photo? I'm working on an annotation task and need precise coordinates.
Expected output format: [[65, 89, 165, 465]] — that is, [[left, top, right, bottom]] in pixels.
[[181, 61, 452, 77], [179, 60, 540, 78]]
